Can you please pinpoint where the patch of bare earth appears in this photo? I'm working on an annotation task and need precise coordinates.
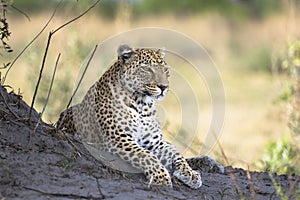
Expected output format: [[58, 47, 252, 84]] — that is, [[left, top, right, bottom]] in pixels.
[[0, 86, 299, 200]]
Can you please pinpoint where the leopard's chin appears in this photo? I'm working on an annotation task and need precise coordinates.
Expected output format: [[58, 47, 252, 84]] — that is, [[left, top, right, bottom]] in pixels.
[[154, 94, 166, 102], [141, 92, 166, 102]]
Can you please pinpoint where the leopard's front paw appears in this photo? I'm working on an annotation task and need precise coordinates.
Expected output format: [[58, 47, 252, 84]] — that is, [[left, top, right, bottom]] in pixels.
[[146, 166, 172, 188], [173, 169, 202, 189], [186, 156, 224, 174]]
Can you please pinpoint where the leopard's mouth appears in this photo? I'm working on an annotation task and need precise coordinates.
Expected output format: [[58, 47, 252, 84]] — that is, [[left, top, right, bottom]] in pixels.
[[141, 84, 168, 101]]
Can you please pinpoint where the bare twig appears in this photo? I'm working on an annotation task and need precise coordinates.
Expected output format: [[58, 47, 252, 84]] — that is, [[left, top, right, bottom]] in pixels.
[[28, 0, 101, 118], [288, 176, 300, 199], [96, 178, 106, 199], [213, 131, 246, 200], [213, 131, 229, 166], [246, 168, 256, 200], [0, 88, 19, 119], [29, 31, 52, 118], [41, 53, 60, 117], [11, 4, 31, 21], [1, 1, 62, 85], [66, 44, 98, 109], [22, 185, 101, 199], [52, 0, 101, 35], [33, 53, 60, 134]]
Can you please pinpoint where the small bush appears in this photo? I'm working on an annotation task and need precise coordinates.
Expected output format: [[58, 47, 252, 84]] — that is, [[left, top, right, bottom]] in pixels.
[[258, 135, 299, 175], [258, 40, 300, 175]]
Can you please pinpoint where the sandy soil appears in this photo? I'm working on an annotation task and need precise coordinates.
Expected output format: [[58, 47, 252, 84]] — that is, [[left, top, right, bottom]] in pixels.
[[0, 86, 299, 200]]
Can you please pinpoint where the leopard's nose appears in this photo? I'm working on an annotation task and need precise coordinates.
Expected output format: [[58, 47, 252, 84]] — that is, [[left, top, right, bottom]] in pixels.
[[158, 85, 168, 92]]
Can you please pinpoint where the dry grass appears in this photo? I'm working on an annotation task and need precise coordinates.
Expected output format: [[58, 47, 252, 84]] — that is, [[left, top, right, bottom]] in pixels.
[[3, 9, 300, 170]]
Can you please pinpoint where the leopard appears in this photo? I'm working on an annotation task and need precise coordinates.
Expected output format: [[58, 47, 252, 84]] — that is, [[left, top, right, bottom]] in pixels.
[[56, 44, 224, 189]]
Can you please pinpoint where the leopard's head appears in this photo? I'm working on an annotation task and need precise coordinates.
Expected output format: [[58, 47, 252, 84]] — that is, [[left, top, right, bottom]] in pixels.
[[118, 44, 170, 101]]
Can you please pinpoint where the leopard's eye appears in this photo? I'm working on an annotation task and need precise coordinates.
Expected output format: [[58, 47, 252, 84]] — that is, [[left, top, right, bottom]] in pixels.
[[140, 65, 155, 74]]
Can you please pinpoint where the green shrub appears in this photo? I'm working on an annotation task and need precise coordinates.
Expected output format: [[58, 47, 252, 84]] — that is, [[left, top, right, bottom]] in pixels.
[[258, 135, 299, 175], [258, 40, 300, 175]]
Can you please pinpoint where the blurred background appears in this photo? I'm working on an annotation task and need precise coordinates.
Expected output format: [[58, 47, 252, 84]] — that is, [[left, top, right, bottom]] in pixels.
[[1, 0, 300, 174]]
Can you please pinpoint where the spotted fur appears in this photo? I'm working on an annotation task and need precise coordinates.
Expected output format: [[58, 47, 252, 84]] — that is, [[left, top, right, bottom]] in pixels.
[[57, 44, 205, 188]]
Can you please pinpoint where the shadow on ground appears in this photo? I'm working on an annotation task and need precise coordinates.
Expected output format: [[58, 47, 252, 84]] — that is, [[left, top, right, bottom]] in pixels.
[[0, 86, 299, 200]]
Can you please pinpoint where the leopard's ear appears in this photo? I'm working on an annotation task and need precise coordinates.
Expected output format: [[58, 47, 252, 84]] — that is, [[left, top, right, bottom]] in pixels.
[[118, 44, 133, 62], [156, 47, 166, 58]]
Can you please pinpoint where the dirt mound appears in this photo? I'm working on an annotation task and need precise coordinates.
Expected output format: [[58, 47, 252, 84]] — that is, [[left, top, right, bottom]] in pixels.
[[0, 86, 299, 199]]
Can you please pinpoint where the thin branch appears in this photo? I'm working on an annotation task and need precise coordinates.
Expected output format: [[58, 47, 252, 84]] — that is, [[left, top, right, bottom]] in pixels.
[[28, 0, 101, 118], [213, 130, 229, 166], [22, 186, 100, 199], [11, 4, 31, 21], [29, 31, 53, 118], [96, 178, 106, 199], [52, 0, 101, 35], [33, 53, 60, 133], [1, 1, 62, 85], [66, 44, 98, 109], [246, 168, 256, 200], [41, 53, 60, 118], [0, 88, 19, 119], [288, 176, 300, 199], [213, 130, 246, 199]]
